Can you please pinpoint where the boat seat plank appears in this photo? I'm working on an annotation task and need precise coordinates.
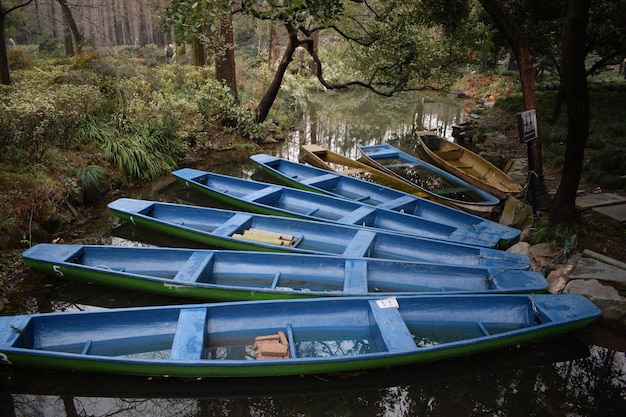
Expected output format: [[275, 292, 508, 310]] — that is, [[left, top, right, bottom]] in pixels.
[[337, 207, 375, 226], [368, 300, 416, 352], [270, 272, 281, 289], [377, 195, 417, 210], [286, 323, 297, 359], [2, 317, 30, 348], [366, 150, 397, 159], [438, 149, 464, 160], [343, 259, 369, 294], [170, 308, 208, 360], [173, 252, 214, 283], [338, 168, 365, 175], [299, 173, 339, 186], [213, 213, 253, 237], [242, 186, 282, 203], [81, 340, 93, 355], [342, 230, 376, 257]]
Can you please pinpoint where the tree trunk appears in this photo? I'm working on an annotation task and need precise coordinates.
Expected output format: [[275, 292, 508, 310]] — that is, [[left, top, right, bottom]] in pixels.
[[0, 0, 34, 85], [192, 37, 205, 66], [255, 24, 299, 123], [311, 31, 319, 76], [122, 1, 132, 44], [549, 0, 591, 224], [215, 10, 238, 102], [478, 0, 548, 205], [0, 12, 10, 85], [57, 0, 82, 55]]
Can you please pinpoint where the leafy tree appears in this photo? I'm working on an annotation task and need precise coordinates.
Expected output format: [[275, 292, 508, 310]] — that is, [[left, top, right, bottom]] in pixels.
[[159, 0, 238, 100], [323, 0, 475, 95], [159, 1, 478, 123], [0, 0, 33, 85], [478, 0, 626, 227]]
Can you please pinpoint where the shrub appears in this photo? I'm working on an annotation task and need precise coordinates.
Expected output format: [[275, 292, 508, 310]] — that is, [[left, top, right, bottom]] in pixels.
[[76, 165, 108, 203], [7, 47, 34, 71], [0, 82, 103, 164]]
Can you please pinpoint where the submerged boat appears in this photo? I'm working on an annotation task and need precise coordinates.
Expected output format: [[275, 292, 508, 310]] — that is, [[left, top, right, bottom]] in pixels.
[[416, 132, 522, 200], [173, 168, 495, 248], [357, 142, 501, 214], [249, 154, 520, 247], [107, 198, 530, 269], [0, 294, 601, 377], [22, 244, 548, 301]]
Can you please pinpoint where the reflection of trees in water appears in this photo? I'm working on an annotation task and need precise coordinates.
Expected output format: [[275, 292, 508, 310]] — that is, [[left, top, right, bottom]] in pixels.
[[6, 348, 625, 416], [11, 396, 200, 417]]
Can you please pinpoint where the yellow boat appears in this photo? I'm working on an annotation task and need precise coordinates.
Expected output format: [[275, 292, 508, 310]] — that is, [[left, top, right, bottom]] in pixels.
[[416, 132, 522, 200]]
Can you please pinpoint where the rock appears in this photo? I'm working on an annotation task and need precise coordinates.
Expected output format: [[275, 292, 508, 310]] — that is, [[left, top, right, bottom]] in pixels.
[[483, 132, 510, 148], [564, 253, 626, 335], [506, 241, 529, 255], [547, 260, 578, 294], [564, 279, 626, 334], [568, 256, 626, 290], [499, 197, 533, 230], [504, 158, 528, 185]]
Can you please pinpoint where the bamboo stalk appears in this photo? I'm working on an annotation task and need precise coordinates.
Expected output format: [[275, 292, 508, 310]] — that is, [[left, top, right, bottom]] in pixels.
[[232, 233, 289, 246], [244, 228, 295, 243]]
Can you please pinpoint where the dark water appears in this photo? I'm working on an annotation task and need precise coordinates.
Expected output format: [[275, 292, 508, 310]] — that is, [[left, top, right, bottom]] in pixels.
[[2, 91, 625, 416]]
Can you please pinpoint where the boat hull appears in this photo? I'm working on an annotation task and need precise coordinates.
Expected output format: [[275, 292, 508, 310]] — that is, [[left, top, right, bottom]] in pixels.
[[173, 168, 494, 248], [22, 244, 549, 301], [416, 133, 522, 200], [357, 143, 501, 214], [0, 295, 600, 377], [107, 198, 531, 270], [250, 153, 520, 247]]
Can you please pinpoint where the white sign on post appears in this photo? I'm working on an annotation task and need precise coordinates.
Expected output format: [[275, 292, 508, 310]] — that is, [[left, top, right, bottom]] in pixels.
[[518, 109, 538, 143]]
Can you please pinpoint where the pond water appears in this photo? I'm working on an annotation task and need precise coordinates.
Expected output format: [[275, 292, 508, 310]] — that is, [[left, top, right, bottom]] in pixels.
[[1, 90, 624, 416]]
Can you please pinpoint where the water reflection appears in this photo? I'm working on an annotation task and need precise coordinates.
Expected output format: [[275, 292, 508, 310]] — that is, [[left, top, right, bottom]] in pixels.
[[2, 334, 624, 417], [3, 90, 625, 416], [281, 90, 464, 161]]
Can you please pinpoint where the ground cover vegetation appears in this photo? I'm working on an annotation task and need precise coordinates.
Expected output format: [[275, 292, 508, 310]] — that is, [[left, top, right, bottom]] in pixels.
[[1, 0, 626, 297]]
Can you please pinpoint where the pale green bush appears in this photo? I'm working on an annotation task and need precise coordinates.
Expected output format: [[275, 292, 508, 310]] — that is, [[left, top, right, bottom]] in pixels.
[[0, 82, 103, 163]]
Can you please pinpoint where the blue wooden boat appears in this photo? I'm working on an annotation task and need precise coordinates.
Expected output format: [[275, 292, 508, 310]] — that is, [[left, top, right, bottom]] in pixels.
[[173, 168, 496, 248], [0, 294, 601, 377], [357, 143, 501, 214], [107, 198, 530, 269], [249, 154, 520, 247], [22, 244, 548, 301]]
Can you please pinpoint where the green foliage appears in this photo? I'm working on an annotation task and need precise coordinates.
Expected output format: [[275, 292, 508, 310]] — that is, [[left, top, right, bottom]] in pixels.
[[76, 165, 108, 203], [529, 218, 580, 247], [334, 0, 479, 94], [37, 33, 61, 55], [158, 0, 229, 48], [76, 113, 182, 181], [196, 81, 265, 141], [0, 81, 103, 164]]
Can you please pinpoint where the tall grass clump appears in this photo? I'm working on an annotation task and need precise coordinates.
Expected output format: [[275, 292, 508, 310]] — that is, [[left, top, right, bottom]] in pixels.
[[76, 112, 182, 181], [76, 165, 108, 203]]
